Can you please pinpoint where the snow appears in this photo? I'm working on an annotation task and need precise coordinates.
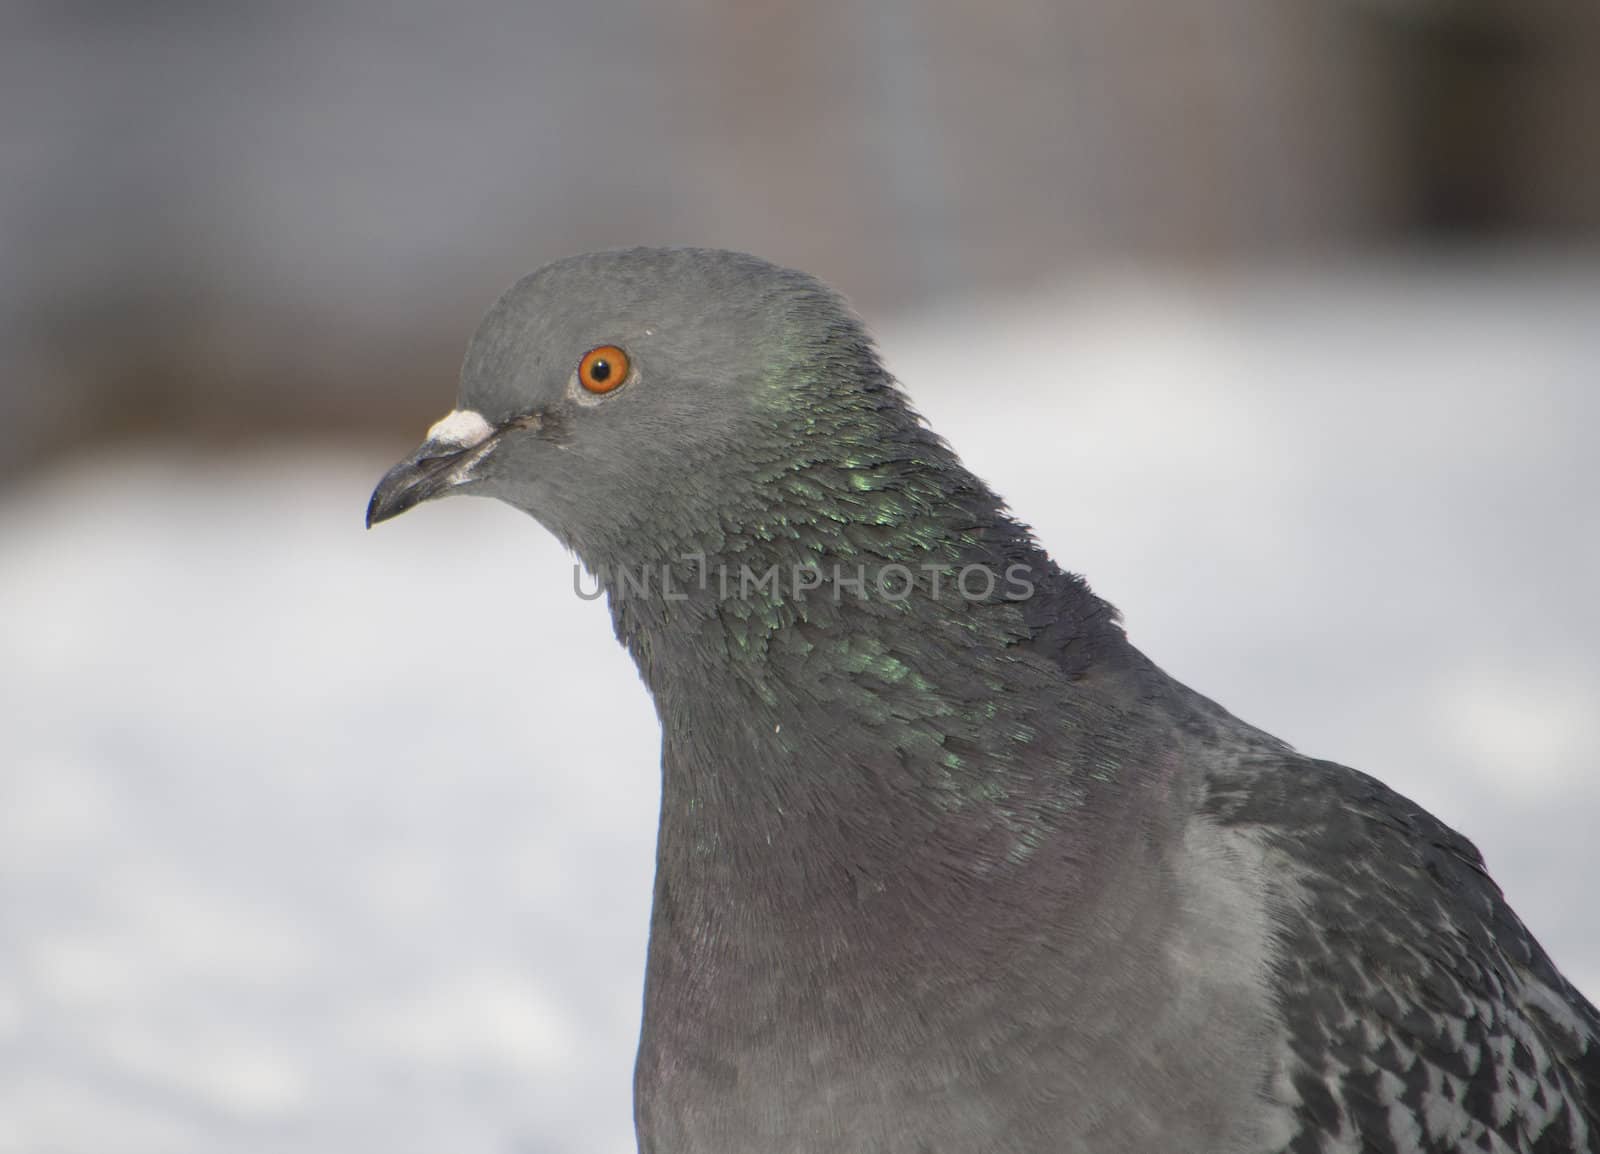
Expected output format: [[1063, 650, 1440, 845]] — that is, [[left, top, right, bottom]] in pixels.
[[1, 261, 1596, 1153]]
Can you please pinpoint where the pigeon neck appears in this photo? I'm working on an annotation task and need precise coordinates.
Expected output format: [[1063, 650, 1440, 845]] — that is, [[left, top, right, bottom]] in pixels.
[[568, 384, 1158, 996], [595, 457, 1075, 685], [589, 455, 1133, 899], [588, 432, 1129, 694]]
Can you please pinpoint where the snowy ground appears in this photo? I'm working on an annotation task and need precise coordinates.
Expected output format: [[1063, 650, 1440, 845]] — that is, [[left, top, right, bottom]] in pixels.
[[2, 259, 1597, 1154]]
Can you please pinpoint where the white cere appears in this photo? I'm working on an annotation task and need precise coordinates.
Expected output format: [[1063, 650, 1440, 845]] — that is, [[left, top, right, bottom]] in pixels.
[[425, 409, 494, 449]]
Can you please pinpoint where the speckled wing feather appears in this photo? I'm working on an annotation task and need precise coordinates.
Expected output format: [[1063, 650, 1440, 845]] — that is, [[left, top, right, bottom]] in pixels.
[[1204, 751, 1600, 1153]]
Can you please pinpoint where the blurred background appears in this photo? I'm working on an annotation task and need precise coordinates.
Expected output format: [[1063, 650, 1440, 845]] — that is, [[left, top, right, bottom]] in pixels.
[[2, 3, 1598, 1152]]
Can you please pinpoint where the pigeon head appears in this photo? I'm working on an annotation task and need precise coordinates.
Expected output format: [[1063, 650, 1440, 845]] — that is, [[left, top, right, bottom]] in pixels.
[[366, 247, 921, 570]]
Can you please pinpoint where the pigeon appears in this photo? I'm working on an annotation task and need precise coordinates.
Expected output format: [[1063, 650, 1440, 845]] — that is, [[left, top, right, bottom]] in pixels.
[[367, 247, 1600, 1153]]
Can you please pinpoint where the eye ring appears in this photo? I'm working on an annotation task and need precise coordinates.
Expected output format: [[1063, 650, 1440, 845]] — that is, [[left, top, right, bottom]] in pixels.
[[578, 345, 630, 394]]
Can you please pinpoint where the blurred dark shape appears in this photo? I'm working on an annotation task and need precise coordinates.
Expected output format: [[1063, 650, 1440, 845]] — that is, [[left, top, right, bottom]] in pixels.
[[1385, 0, 1598, 239], [1, 0, 1596, 482]]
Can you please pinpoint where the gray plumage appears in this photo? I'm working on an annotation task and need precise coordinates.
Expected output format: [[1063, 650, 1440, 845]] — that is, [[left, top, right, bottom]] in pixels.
[[367, 247, 1600, 1153]]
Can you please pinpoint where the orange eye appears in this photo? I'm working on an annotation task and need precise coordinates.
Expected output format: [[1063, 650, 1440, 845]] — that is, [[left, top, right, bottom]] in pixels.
[[578, 345, 630, 394]]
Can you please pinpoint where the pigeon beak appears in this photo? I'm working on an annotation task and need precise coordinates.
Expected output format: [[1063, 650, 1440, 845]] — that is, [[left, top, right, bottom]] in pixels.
[[365, 409, 498, 528]]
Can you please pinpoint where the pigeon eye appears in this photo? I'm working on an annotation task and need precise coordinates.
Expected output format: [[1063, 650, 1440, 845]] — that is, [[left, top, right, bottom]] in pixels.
[[578, 345, 630, 394]]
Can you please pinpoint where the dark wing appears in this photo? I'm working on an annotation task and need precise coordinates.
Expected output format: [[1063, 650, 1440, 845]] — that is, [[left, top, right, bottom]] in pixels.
[[1204, 751, 1600, 1154]]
